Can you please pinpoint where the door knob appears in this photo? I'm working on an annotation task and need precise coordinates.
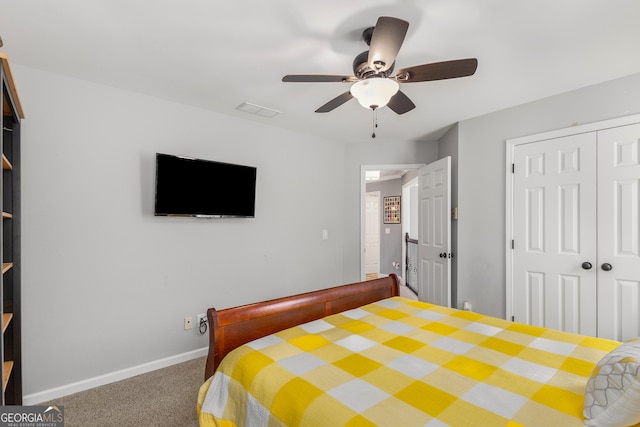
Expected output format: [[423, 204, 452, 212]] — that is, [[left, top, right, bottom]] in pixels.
[[439, 252, 446, 258], [601, 263, 613, 271], [581, 262, 592, 270]]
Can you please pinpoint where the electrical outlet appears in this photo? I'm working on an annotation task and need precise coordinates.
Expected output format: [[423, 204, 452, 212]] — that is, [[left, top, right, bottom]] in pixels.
[[184, 316, 193, 330]]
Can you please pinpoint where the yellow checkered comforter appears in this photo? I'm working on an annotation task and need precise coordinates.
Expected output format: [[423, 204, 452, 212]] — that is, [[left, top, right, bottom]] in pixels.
[[197, 297, 619, 427]]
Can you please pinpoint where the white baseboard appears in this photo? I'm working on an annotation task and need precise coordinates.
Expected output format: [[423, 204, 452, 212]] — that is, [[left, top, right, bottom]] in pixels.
[[24, 347, 208, 405]]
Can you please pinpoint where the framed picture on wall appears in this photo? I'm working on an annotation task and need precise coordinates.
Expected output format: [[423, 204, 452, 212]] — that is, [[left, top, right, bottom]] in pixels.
[[383, 196, 401, 224]]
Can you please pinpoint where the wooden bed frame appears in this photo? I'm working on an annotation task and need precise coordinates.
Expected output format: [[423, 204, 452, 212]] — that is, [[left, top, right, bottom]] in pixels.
[[204, 274, 400, 379]]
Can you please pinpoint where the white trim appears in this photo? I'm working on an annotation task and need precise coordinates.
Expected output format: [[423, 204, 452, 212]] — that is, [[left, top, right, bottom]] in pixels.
[[505, 141, 515, 320], [401, 177, 418, 278], [508, 113, 640, 145], [360, 164, 424, 281], [23, 347, 208, 405], [365, 190, 381, 276], [504, 112, 640, 319]]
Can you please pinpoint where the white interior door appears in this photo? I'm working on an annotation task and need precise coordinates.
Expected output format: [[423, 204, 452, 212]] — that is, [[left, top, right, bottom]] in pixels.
[[401, 179, 418, 277], [597, 123, 640, 341], [512, 133, 597, 335], [418, 157, 451, 307], [365, 192, 380, 275]]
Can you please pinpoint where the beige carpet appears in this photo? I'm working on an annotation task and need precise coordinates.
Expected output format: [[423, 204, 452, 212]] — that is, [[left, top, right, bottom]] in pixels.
[[39, 356, 205, 427], [36, 287, 414, 426]]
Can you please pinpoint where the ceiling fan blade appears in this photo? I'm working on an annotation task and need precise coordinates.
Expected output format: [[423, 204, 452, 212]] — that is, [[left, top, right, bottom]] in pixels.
[[282, 74, 355, 83], [396, 58, 478, 83], [368, 17, 409, 73], [315, 91, 354, 113], [387, 90, 416, 115]]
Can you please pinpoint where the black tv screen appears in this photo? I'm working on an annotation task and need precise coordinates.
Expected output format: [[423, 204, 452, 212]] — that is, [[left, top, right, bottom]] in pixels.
[[154, 153, 257, 218]]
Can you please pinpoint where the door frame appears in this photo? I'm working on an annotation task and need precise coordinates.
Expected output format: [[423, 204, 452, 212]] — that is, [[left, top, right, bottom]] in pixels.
[[505, 112, 640, 320], [360, 164, 425, 281], [365, 191, 381, 276], [401, 177, 418, 279]]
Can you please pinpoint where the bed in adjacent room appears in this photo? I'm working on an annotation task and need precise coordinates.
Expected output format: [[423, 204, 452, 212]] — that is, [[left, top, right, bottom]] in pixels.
[[197, 275, 640, 427]]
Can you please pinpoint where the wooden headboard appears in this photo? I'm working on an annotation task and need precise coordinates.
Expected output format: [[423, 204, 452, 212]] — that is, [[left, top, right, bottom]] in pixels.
[[204, 274, 400, 380]]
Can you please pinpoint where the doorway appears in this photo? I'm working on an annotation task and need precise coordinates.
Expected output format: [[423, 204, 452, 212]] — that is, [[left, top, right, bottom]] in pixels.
[[360, 164, 424, 282]]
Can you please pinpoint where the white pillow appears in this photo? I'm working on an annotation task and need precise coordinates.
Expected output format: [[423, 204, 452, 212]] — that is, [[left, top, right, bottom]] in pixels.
[[584, 338, 640, 427]]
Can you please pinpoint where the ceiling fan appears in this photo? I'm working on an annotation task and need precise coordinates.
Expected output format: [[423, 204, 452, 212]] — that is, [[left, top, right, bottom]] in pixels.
[[282, 16, 478, 115]]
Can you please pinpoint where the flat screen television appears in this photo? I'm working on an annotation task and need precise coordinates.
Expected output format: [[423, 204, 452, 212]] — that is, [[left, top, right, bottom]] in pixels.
[[154, 153, 257, 218]]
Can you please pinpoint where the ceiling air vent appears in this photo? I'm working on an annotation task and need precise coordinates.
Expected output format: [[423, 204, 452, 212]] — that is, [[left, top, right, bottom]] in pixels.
[[236, 102, 280, 118]]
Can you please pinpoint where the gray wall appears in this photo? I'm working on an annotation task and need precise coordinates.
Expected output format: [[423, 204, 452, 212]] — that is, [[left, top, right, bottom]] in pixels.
[[456, 71, 640, 318], [17, 65, 347, 397], [402, 170, 418, 185], [437, 124, 459, 306], [365, 178, 403, 275]]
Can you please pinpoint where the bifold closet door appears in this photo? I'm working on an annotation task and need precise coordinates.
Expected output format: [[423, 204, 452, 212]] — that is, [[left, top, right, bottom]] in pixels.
[[596, 123, 640, 341], [512, 133, 598, 336]]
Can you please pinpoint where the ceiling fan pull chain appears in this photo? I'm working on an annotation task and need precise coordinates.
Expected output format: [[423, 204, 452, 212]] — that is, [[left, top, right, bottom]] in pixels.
[[371, 108, 378, 139]]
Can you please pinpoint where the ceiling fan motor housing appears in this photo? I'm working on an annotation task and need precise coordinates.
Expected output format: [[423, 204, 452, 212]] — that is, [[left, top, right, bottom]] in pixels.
[[353, 50, 394, 80], [362, 26, 375, 46]]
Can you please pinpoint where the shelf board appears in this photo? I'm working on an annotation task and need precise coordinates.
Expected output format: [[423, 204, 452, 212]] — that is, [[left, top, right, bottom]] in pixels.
[[2, 212, 12, 219], [3, 361, 13, 392], [2, 154, 12, 171], [0, 52, 25, 119], [2, 313, 12, 333], [2, 263, 13, 274]]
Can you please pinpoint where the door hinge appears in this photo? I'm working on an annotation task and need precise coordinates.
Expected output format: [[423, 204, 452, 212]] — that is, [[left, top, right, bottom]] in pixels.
[[511, 240, 514, 249], [511, 163, 515, 173], [511, 316, 515, 322]]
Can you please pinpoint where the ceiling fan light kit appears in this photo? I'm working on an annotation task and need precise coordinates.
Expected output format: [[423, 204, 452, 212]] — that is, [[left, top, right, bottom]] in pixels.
[[282, 16, 478, 133], [351, 78, 399, 110]]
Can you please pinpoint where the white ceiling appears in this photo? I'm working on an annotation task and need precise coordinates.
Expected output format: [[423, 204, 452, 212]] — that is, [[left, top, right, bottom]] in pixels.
[[2, 0, 640, 144]]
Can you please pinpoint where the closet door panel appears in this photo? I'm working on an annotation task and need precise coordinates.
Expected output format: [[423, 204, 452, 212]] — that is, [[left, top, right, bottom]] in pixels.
[[512, 134, 597, 335], [597, 123, 640, 341]]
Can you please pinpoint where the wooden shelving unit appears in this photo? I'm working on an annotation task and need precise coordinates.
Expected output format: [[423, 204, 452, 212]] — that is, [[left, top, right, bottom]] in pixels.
[[2, 153, 13, 170], [1, 154, 10, 171], [1, 314, 12, 334], [2, 362, 12, 392], [1, 51, 24, 405]]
